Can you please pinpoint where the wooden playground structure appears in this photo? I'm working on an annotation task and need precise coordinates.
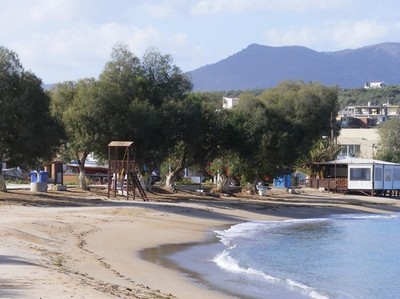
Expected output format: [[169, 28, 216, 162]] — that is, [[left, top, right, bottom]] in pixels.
[[107, 141, 149, 201]]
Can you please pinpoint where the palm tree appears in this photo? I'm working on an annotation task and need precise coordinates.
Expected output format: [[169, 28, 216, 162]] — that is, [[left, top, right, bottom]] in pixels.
[[298, 140, 342, 178]]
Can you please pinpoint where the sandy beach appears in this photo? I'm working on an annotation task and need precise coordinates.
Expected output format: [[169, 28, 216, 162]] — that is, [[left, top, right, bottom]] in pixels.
[[1, 186, 399, 299]]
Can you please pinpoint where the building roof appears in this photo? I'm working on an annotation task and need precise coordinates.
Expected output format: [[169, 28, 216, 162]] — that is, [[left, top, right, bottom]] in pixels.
[[325, 157, 400, 166], [108, 141, 134, 147]]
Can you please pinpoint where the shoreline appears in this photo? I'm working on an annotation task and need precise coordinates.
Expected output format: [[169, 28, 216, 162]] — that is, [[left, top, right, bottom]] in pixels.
[[139, 228, 239, 298], [0, 187, 399, 298]]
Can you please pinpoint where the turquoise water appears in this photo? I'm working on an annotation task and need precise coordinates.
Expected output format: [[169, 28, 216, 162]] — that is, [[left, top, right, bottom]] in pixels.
[[171, 213, 400, 299]]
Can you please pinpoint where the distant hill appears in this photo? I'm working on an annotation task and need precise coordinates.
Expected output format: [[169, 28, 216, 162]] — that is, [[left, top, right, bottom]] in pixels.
[[188, 42, 400, 91]]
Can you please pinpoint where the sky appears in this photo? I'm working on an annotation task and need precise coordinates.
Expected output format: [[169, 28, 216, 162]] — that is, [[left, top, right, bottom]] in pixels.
[[2, 0, 400, 84]]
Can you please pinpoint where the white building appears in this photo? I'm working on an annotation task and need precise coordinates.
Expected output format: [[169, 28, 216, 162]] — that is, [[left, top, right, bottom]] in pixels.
[[337, 128, 379, 159], [222, 97, 239, 109], [321, 158, 400, 196], [364, 81, 385, 89]]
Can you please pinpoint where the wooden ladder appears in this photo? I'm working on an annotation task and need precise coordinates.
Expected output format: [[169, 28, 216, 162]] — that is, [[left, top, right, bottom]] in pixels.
[[129, 172, 149, 201]]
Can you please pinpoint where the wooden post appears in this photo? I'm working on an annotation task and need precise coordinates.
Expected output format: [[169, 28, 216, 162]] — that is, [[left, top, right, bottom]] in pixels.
[[107, 146, 111, 198]]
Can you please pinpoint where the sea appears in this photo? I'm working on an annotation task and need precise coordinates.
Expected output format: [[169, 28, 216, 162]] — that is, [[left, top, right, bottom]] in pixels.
[[168, 213, 400, 299]]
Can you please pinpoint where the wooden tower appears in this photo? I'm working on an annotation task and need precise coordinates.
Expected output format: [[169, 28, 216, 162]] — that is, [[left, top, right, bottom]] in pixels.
[[107, 141, 148, 201]]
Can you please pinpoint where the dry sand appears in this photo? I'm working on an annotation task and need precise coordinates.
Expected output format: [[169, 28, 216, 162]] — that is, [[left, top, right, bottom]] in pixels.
[[0, 186, 399, 298]]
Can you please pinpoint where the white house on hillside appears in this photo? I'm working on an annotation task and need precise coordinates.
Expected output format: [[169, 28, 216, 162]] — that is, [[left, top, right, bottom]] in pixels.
[[364, 81, 385, 89], [223, 97, 239, 109]]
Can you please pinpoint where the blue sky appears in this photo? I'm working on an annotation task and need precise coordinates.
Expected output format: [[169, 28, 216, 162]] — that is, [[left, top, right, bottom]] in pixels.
[[2, 0, 400, 84]]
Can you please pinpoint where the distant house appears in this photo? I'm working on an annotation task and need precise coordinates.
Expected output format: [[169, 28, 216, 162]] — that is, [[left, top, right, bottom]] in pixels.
[[336, 102, 400, 160], [364, 81, 385, 89], [310, 158, 400, 196], [222, 97, 239, 109], [338, 103, 389, 128]]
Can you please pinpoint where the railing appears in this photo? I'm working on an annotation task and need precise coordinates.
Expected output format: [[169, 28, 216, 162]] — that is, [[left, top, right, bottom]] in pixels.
[[109, 160, 136, 173], [309, 177, 347, 191]]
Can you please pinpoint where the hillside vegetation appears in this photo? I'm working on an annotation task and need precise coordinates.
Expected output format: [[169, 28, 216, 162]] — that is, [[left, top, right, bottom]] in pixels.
[[338, 86, 400, 107]]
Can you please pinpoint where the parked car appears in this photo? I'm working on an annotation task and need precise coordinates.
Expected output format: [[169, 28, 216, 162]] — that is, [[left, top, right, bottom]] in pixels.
[[151, 170, 161, 185], [2, 167, 28, 181]]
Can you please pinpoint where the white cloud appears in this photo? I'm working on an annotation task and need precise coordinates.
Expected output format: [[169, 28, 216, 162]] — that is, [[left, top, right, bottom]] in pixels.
[[190, 0, 344, 15], [329, 20, 389, 49], [2, 0, 398, 83], [145, 0, 178, 17], [191, 0, 225, 14], [263, 18, 398, 52], [8, 20, 191, 83], [263, 28, 318, 48], [0, 0, 74, 26], [23, 0, 75, 22]]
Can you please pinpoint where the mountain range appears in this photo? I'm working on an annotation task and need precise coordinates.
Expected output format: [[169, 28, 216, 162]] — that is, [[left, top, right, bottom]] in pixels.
[[188, 42, 400, 91]]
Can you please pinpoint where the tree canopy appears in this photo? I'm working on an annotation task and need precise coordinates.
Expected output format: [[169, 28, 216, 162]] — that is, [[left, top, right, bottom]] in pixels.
[[376, 118, 400, 163], [230, 82, 340, 181], [0, 46, 62, 190], [203, 82, 340, 191], [49, 44, 194, 188], [1, 43, 341, 194]]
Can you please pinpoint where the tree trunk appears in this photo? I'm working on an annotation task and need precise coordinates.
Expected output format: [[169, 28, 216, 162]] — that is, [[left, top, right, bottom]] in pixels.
[[0, 174, 7, 192], [78, 152, 89, 190], [221, 178, 231, 193], [78, 166, 88, 190], [165, 172, 174, 190], [216, 172, 229, 193], [165, 166, 184, 191], [0, 161, 6, 192], [144, 171, 152, 192]]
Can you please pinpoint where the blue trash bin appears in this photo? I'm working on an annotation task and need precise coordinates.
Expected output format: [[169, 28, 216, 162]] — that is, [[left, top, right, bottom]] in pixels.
[[29, 171, 38, 191], [37, 171, 49, 192], [39, 171, 49, 183], [29, 171, 38, 183]]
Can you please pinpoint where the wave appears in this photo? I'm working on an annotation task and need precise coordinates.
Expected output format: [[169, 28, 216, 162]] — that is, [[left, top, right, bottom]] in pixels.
[[330, 213, 399, 220], [213, 248, 279, 282], [213, 248, 329, 299], [215, 213, 399, 245], [214, 221, 268, 245], [214, 218, 330, 246], [212, 214, 399, 299], [286, 279, 329, 299]]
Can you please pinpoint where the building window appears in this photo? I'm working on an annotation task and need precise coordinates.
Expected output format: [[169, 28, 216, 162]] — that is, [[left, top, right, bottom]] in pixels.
[[350, 168, 371, 181], [375, 168, 383, 181], [393, 168, 400, 181], [339, 144, 361, 157], [385, 168, 392, 181]]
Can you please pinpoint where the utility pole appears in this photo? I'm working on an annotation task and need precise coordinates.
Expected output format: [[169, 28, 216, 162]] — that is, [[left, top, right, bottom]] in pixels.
[[330, 113, 335, 143]]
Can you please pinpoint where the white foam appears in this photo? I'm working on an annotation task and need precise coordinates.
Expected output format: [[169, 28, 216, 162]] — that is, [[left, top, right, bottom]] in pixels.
[[214, 214, 398, 246], [213, 249, 278, 282], [286, 279, 329, 299], [211, 214, 400, 299], [331, 213, 399, 220], [214, 218, 330, 245], [214, 221, 265, 245], [213, 249, 330, 298]]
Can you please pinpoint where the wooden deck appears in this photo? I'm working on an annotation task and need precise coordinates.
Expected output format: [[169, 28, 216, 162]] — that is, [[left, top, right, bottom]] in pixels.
[[309, 178, 400, 197]]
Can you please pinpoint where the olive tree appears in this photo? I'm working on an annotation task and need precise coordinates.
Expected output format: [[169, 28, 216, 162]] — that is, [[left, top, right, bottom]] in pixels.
[[50, 44, 193, 189], [215, 81, 340, 192], [50, 79, 104, 189], [160, 93, 223, 188], [0, 47, 61, 191]]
